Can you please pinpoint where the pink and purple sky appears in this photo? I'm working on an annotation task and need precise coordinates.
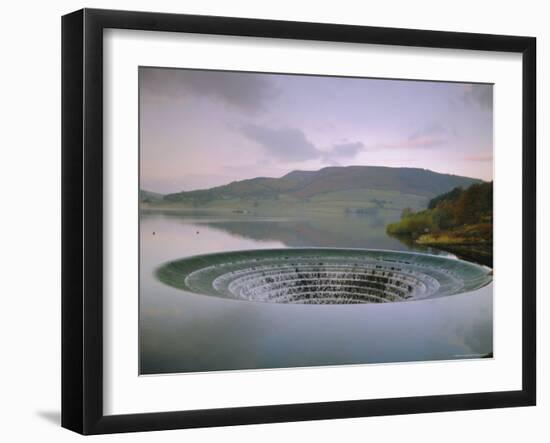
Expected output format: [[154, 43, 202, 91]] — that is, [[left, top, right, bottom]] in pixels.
[[140, 67, 493, 194]]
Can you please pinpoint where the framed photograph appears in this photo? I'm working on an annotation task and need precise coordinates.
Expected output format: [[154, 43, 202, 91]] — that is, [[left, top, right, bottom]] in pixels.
[[62, 8, 536, 434]]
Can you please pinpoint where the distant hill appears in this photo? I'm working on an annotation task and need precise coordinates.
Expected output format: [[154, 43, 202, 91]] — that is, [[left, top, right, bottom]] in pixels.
[[139, 189, 164, 203], [162, 166, 482, 205]]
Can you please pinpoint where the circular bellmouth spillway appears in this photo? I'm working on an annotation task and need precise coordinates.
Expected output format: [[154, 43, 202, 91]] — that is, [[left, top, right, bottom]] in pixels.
[[156, 249, 492, 305]]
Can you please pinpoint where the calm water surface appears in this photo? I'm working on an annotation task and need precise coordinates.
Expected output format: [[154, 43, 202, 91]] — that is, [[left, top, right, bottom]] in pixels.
[[140, 211, 493, 374]]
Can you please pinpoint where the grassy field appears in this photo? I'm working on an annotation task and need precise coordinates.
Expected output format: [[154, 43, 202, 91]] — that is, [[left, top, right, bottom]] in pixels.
[[141, 188, 429, 217], [416, 223, 493, 246]]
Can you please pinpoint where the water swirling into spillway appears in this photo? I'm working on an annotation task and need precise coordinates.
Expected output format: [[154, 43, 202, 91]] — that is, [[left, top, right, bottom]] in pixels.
[[156, 249, 492, 305]]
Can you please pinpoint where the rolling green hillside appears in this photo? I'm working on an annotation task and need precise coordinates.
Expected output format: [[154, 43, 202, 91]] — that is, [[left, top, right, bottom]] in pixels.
[[386, 182, 493, 266], [139, 189, 164, 203], [160, 166, 481, 212]]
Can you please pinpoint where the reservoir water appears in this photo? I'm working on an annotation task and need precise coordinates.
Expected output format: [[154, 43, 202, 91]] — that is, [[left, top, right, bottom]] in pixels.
[[140, 210, 493, 374]]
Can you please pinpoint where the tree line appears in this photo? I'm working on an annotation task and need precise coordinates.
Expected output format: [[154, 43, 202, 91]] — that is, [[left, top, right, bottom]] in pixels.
[[387, 182, 493, 240]]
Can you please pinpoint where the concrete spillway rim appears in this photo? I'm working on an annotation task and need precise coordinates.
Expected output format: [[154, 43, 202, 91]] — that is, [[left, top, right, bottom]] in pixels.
[[154, 247, 493, 306]]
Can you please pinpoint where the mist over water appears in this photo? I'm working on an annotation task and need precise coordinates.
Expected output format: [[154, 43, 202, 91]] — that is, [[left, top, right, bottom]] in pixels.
[[139, 211, 493, 374]]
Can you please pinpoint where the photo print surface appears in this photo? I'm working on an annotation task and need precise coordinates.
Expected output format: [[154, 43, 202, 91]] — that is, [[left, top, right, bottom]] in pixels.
[[139, 67, 493, 375]]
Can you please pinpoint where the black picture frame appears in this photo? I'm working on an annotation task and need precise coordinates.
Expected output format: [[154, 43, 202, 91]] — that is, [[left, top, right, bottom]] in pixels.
[[62, 8, 536, 435]]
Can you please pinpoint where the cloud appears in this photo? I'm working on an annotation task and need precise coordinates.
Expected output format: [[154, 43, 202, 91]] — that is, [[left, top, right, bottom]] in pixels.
[[140, 68, 277, 112], [322, 142, 365, 163], [371, 124, 449, 151], [240, 123, 451, 165], [403, 135, 446, 148], [461, 84, 493, 110], [330, 141, 365, 157], [240, 125, 320, 161], [464, 154, 493, 162], [240, 124, 364, 163], [406, 124, 448, 148]]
